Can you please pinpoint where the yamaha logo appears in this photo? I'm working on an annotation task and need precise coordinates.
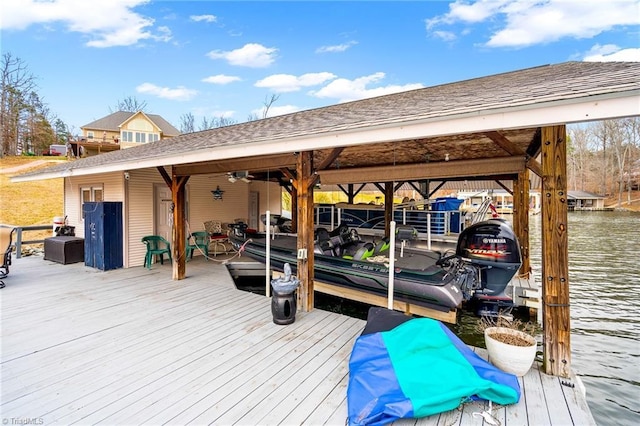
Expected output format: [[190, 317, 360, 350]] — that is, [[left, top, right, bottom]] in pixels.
[[483, 238, 506, 244]]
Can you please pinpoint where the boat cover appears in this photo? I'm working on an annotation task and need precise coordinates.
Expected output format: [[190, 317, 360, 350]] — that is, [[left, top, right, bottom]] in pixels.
[[347, 308, 520, 425]]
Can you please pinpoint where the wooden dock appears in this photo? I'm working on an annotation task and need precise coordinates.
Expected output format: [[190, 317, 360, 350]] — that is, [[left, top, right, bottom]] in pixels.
[[0, 255, 595, 425]]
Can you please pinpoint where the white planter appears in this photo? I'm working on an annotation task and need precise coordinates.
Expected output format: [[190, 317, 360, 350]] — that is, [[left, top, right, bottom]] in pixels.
[[484, 326, 537, 376]]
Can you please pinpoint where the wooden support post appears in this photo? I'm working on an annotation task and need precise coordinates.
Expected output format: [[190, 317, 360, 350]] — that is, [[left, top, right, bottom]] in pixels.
[[384, 182, 394, 237], [541, 125, 571, 378], [513, 172, 531, 278], [296, 151, 315, 311], [290, 185, 298, 232], [171, 167, 189, 280]]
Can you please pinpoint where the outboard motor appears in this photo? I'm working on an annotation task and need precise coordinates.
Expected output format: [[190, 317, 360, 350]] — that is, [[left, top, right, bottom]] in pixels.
[[456, 218, 522, 316]]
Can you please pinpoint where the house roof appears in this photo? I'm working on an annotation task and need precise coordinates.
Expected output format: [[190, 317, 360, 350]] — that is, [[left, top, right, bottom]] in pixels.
[[13, 61, 640, 183], [81, 111, 180, 136], [568, 191, 606, 200]]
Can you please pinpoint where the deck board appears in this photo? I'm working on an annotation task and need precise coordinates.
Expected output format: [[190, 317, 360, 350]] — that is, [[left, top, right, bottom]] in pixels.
[[1, 255, 595, 425]]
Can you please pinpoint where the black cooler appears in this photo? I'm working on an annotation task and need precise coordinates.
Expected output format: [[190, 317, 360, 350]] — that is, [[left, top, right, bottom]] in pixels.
[[44, 236, 85, 264]]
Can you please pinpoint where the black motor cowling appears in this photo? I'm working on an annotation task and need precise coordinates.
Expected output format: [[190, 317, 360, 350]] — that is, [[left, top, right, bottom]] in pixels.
[[456, 218, 522, 297]]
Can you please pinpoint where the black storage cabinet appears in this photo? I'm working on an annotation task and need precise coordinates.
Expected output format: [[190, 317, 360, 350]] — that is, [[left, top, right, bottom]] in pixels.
[[44, 236, 84, 264], [83, 201, 123, 270]]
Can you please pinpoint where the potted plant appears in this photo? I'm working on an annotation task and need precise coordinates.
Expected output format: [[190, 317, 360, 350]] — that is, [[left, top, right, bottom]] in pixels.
[[477, 315, 539, 376]]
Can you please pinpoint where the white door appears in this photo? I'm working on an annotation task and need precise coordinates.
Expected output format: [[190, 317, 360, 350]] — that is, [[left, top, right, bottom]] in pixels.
[[154, 184, 172, 241]]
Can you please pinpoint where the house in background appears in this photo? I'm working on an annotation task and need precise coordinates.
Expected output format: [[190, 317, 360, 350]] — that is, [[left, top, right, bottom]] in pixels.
[[567, 190, 607, 210], [74, 111, 180, 157]]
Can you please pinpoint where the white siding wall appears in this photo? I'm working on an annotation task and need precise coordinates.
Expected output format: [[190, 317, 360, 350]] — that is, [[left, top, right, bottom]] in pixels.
[[65, 168, 283, 268], [64, 172, 124, 240]]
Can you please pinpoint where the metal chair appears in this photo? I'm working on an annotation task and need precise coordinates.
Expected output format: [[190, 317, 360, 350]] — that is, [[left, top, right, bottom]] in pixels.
[[204, 220, 230, 256], [141, 235, 172, 269], [1, 227, 15, 289], [186, 231, 209, 261]]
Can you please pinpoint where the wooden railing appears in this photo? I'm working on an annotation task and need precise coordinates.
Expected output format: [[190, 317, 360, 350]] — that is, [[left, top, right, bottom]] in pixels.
[[0, 224, 51, 259]]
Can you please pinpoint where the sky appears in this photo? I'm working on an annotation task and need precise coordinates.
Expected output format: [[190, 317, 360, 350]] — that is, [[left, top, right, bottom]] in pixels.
[[1, 0, 639, 134]]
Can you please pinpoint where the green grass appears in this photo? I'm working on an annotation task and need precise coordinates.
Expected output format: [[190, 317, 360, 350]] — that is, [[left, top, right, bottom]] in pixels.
[[1, 156, 65, 241]]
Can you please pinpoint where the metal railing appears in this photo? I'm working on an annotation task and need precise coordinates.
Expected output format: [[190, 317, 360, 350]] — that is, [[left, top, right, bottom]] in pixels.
[[0, 224, 51, 259]]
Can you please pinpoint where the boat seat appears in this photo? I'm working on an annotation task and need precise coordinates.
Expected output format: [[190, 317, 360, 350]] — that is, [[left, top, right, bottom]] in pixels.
[[343, 242, 374, 261], [374, 237, 390, 254], [315, 227, 330, 241]]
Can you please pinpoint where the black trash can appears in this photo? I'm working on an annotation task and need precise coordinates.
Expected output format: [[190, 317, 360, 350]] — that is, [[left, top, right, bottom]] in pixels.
[[271, 288, 297, 325], [270, 263, 300, 325]]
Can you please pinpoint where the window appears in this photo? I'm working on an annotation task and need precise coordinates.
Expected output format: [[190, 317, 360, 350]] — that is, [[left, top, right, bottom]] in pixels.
[[87, 131, 94, 139], [121, 131, 133, 142], [149, 133, 159, 142], [81, 186, 103, 219], [135, 132, 146, 143]]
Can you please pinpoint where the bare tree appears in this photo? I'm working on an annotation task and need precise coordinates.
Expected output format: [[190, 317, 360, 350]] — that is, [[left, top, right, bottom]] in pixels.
[[198, 115, 237, 130], [179, 112, 195, 133], [247, 94, 281, 122], [1, 53, 37, 156], [111, 96, 148, 113]]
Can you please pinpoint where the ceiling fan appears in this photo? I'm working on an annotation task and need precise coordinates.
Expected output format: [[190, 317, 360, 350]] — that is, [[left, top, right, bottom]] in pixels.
[[227, 171, 253, 183]]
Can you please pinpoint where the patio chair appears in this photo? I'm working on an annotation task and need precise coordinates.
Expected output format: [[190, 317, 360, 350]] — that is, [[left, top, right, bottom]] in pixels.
[[1, 227, 15, 289], [141, 235, 172, 269], [186, 231, 209, 261], [204, 220, 230, 256]]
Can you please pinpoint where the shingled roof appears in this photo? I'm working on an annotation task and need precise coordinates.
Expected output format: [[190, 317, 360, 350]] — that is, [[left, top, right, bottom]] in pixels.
[[81, 111, 180, 136], [13, 61, 640, 182]]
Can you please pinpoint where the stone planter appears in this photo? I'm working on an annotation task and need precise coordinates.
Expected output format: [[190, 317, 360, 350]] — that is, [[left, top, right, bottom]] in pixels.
[[484, 326, 537, 376]]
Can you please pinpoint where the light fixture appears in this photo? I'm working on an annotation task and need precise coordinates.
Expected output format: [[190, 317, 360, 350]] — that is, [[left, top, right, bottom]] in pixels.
[[445, 153, 450, 161], [211, 185, 225, 201]]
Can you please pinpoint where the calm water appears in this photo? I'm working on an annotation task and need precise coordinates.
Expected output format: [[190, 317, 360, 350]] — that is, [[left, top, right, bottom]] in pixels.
[[529, 211, 640, 425], [235, 211, 640, 424]]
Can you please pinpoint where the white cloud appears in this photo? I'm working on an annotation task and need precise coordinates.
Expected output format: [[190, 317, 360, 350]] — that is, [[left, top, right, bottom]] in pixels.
[[136, 83, 198, 101], [202, 74, 242, 84], [190, 14, 217, 23], [316, 41, 358, 53], [255, 72, 337, 93], [583, 44, 640, 62], [0, 0, 172, 48], [207, 43, 277, 68], [426, 0, 640, 48], [432, 30, 457, 42], [310, 72, 424, 103]]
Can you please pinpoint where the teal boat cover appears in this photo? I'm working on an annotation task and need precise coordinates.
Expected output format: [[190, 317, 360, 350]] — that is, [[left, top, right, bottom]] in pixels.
[[347, 308, 520, 425]]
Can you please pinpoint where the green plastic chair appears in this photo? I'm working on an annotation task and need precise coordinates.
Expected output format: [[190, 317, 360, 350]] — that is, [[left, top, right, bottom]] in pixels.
[[186, 231, 209, 261], [142, 235, 172, 269]]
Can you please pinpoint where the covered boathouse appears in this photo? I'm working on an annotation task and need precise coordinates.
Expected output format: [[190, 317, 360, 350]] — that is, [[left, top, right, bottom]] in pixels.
[[12, 61, 640, 385]]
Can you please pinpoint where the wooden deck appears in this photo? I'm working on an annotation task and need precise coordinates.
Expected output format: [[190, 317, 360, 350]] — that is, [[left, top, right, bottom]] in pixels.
[[1, 255, 595, 425]]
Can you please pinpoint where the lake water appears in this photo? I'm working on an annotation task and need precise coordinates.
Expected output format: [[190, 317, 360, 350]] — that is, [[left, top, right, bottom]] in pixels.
[[234, 211, 640, 424], [529, 211, 640, 425]]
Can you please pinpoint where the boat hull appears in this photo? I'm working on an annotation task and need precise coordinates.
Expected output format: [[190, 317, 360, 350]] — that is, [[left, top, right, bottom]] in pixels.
[[232, 234, 464, 312]]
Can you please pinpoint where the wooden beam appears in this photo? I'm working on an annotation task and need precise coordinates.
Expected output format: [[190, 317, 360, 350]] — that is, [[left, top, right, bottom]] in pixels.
[[171, 169, 190, 280], [526, 158, 543, 178], [540, 125, 571, 378], [428, 181, 445, 198], [296, 151, 315, 311], [485, 130, 524, 156], [316, 147, 344, 171], [513, 172, 531, 279], [173, 153, 296, 176], [495, 180, 513, 195], [317, 156, 525, 185], [157, 166, 171, 187]]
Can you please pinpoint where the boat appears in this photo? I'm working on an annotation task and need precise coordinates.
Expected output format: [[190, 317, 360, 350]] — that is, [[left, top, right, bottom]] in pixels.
[[229, 218, 522, 314]]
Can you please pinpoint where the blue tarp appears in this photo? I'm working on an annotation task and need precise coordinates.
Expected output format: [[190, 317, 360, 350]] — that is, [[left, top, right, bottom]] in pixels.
[[347, 308, 520, 425]]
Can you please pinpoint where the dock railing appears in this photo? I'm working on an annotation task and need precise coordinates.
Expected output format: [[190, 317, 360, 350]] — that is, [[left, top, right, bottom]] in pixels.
[[0, 224, 51, 259]]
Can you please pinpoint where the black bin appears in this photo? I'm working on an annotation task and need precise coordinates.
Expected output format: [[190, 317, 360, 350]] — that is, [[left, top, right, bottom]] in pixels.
[[270, 263, 300, 325], [271, 288, 297, 325]]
